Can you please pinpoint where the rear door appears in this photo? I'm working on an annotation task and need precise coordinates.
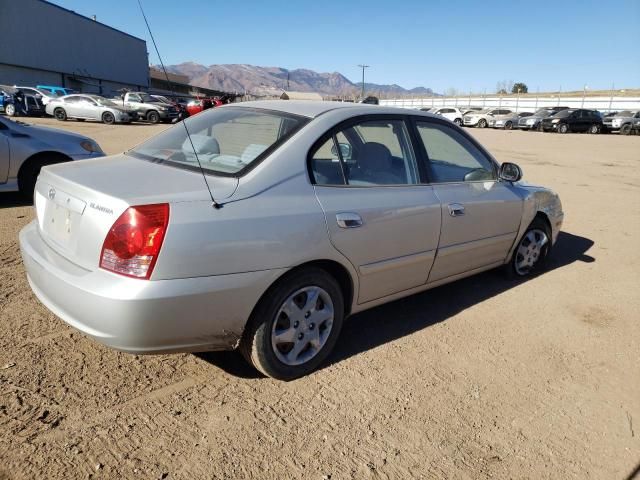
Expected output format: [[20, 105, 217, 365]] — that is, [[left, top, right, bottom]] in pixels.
[[62, 96, 84, 117], [413, 119, 523, 282], [311, 115, 441, 304]]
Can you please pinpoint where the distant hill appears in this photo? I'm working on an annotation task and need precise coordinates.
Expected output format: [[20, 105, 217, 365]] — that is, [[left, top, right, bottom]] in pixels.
[[161, 62, 435, 97]]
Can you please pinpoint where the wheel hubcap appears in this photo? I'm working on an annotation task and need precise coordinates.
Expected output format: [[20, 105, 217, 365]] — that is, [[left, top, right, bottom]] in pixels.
[[271, 286, 334, 366], [514, 229, 548, 275]]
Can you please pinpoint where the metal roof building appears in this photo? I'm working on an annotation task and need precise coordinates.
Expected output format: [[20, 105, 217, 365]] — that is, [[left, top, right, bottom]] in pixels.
[[0, 0, 149, 95]]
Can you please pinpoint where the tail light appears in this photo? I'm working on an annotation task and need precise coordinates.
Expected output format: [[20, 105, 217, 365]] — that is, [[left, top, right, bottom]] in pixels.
[[100, 204, 169, 279]]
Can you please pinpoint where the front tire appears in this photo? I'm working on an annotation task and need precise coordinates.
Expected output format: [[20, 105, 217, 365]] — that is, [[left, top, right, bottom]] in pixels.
[[147, 110, 160, 124], [620, 124, 632, 135], [53, 108, 67, 121], [241, 267, 344, 380], [477, 118, 487, 128], [508, 218, 551, 277], [102, 111, 115, 125], [558, 123, 569, 134]]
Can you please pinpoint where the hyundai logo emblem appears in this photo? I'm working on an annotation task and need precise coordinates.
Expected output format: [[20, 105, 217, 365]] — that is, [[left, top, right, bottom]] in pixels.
[[48, 188, 56, 200]]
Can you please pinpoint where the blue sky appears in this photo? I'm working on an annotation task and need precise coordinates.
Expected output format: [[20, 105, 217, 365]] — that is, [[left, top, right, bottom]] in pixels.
[[52, 0, 640, 93]]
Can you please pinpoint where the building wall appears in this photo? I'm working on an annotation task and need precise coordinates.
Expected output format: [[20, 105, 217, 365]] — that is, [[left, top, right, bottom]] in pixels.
[[0, 0, 148, 90]]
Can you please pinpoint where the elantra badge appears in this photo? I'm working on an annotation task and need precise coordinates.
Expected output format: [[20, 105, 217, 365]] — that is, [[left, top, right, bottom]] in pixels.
[[48, 188, 56, 200]]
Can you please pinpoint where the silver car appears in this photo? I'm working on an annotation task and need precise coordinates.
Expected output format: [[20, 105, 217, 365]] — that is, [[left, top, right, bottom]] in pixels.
[[489, 112, 533, 130], [19, 101, 564, 380], [45, 94, 133, 124], [0, 115, 104, 196]]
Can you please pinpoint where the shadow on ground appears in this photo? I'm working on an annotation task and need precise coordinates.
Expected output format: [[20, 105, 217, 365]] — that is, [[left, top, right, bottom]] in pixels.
[[191, 231, 594, 379], [0, 192, 32, 209]]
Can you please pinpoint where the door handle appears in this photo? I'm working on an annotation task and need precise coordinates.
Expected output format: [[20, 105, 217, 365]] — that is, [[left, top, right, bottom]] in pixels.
[[448, 203, 465, 217], [336, 212, 363, 228]]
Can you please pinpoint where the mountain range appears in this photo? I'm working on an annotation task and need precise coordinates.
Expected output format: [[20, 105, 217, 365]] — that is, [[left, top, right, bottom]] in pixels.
[[162, 62, 435, 97]]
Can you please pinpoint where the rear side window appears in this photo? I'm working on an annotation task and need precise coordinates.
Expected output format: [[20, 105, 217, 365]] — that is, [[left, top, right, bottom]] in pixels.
[[415, 122, 495, 183], [311, 119, 420, 186]]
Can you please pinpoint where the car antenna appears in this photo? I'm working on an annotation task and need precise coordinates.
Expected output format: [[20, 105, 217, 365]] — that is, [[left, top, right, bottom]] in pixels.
[[137, 0, 222, 209]]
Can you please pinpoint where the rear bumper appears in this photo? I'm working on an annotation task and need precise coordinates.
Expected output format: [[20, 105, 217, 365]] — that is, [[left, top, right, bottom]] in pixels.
[[19, 221, 285, 354]]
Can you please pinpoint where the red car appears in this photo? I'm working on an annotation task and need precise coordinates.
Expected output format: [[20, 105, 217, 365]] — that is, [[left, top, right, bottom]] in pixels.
[[186, 98, 214, 116]]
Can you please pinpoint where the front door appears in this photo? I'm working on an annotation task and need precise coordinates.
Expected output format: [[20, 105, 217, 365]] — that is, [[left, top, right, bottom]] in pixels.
[[413, 120, 523, 282], [0, 128, 9, 183], [311, 116, 441, 304]]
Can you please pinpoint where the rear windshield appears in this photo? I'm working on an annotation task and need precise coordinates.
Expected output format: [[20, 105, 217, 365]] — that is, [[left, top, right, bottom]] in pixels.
[[129, 107, 308, 175]]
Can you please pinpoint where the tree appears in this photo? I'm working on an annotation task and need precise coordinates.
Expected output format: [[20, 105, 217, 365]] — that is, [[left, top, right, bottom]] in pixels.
[[512, 82, 528, 94]]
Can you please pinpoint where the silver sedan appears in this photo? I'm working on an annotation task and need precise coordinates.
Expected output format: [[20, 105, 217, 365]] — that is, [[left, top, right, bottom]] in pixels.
[[45, 94, 133, 124], [0, 115, 104, 196], [19, 101, 564, 379]]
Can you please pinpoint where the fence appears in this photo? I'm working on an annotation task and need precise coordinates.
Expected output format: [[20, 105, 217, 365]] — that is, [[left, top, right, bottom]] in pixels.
[[380, 94, 640, 113]]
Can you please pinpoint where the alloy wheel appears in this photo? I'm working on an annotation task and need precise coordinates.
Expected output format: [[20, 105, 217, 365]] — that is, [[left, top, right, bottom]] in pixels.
[[271, 286, 334, 366], [514, 229, 549, 276]]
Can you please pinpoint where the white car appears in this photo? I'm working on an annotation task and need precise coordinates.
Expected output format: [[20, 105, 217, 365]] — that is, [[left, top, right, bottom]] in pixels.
[[421, 107, 463, 126], [463, 108, 515, 128]]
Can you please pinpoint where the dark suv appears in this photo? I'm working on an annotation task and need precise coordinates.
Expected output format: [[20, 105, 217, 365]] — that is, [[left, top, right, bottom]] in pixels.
[[518, 106, 569, 131], [541, 109, 603, 134]]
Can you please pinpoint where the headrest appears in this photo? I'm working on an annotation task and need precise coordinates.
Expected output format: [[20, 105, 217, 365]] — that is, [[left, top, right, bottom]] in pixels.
[[360, 142, 392, 171], [183, 135, 220, 155]]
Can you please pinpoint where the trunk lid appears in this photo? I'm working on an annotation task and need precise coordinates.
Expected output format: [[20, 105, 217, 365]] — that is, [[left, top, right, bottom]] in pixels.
[[35, 154, 237, 271]]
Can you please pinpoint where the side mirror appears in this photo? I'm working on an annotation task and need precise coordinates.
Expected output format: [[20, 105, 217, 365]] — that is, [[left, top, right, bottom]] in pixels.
[[331, 142, 352, 160], [499, 162, 522, 182]]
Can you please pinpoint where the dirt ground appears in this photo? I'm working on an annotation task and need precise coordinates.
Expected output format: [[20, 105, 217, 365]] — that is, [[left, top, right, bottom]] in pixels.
[[1, 116, 639, 480]]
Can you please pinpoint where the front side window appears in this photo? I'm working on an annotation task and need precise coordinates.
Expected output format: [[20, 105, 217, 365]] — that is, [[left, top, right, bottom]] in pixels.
[[130, 107, 307, 175], [415, 121, 495, 183], [311, 118, 420, 186]]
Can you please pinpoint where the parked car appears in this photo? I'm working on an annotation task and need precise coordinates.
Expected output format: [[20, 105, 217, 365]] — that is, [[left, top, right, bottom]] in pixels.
[[151, 95, 189, 121], [2, 89, 45, 118], [602, 110, 640, 133], [36, 85, 77, 97], [621, 117, 640, 135], [0, 86, 15, 113], [421, 107, 463, 126], [15, 86, 57, 106], [46, 94, 133, 124], [517, 107, 569, 131], [186, 98, 214, 116], [0, 115, 104, 196], [460, 107, 483, 116], [115, 92, 179, 123], [541, 109, 603, 134], [19, 101, 564, 380], [463, 108, 514, 128], [489, 112, 533, 130], [359, 96, 379, 105]]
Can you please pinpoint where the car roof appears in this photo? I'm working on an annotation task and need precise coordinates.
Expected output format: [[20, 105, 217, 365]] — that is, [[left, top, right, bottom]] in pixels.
[[229, 100, 428, 119]]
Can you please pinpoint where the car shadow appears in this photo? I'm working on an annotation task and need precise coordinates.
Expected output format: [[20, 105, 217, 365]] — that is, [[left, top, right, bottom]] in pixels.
[[0, 192, 32, 209], [200, 231, 594, 379]]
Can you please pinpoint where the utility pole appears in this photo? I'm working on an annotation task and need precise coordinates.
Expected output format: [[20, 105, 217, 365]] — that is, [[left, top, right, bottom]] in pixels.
[[582, 84, 588, 108], [358, 64, 369, 100]]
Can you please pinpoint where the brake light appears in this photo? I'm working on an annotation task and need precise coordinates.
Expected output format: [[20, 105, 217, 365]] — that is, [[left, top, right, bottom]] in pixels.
[[100, 204, 169, 279]]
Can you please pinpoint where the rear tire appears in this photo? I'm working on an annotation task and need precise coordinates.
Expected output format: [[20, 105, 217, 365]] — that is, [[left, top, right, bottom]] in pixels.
[[240, 267, 344, 380], [5, 104, 16, 117], [588, 124, 600, 134], [504, 121, 513, 130], [453, 118, 462, 126], [53, 108, 67, 121]]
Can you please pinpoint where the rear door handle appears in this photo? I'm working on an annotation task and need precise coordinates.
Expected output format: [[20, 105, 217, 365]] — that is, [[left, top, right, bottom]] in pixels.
[[448, 203, 465, 217], [336, 212, 363, 228]]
